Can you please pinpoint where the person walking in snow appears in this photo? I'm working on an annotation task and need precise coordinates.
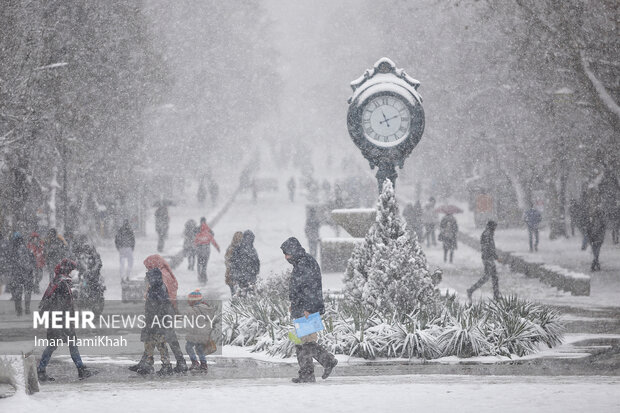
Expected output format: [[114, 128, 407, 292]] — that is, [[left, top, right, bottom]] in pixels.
[[281, 237, 337, 383], [422, 197, 438, 247], [224, 231, 244, 296], [43, 228, 68, 280], [194, 217, 220, 285], [287, 177, 296, 202], [524, 203, 542, 252], [133, 267, 175, 376], [8, 232, 36, 316], [130, 255, 188, 373], [37, 259, 95, 381], [183, 219, 199, 271], [27, 232, 45, 293], [155, 204, 169, 253], [439, 213, 458, 263], [115, 219, 135, 280], [467, 220, 501, 302], [184, 290, 215, 372], [403, 201, 424, 240], [230, 230, 260, 297], [586, 206, 606, 271]]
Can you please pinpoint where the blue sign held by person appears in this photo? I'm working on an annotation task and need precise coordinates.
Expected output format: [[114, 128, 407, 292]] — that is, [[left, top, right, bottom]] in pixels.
[[293, 312, 324, 338]]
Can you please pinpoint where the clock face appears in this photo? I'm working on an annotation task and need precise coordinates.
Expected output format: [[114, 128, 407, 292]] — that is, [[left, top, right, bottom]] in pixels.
[[362, 95, 411, 147]]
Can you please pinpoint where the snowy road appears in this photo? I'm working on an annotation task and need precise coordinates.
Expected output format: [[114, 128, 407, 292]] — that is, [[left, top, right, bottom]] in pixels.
[[4, 374, 620, 413]]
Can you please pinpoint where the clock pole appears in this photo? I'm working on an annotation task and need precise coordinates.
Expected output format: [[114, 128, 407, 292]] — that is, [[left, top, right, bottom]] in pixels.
[[375, 159, 398, 192]]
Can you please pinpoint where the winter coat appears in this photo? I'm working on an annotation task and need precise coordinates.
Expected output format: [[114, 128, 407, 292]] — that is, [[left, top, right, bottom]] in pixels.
[[524, 208, 542, 229], [184, 301, 215, 344], [78, 244, 102, 284], [155, 206, 169, 237], [144, 254, 178, 310], [586, 209, 606, 246], [194, 222, 220, 252], [115, 223, 135, 250], [439, 214, 459, 250], [422, 205, 438, 226], [230, 230, 260, 286], [27, 234, 45, 269], [183, 220, 198, 255], [40, 259, 78, 342], [44, 231, 68, 270], [141, 268, 176, 342], [9, 235, 36, 293], [480, 227, 497, 261], [281, 237, 324, 319], [225, 232, 244, 287]]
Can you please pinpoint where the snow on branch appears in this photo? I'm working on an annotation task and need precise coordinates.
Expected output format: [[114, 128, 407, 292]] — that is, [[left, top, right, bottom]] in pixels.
[[34, 62, 68, 71], [580, 51, 620, 121]]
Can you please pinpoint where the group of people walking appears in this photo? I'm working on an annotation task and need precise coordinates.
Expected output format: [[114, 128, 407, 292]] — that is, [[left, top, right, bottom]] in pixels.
[[1, 228, 102, 317]]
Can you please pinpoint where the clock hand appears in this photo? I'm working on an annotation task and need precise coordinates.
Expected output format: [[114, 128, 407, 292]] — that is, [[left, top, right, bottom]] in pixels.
[[379, 110, 391, 128]]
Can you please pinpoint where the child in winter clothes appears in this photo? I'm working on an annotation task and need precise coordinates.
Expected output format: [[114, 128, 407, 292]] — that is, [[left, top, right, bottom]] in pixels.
[[184, 290, 214, 372]]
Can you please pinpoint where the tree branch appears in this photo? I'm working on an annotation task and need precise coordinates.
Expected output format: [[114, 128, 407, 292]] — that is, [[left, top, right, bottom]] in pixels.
[[580, 50, 620, 121]]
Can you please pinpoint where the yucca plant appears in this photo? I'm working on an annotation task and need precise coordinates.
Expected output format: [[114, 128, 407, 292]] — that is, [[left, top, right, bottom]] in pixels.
[[438, 307, 492, 357]]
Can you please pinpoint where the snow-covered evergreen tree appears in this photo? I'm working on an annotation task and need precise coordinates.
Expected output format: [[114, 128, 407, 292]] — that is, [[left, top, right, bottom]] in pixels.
[[343, 180, 441, 316]]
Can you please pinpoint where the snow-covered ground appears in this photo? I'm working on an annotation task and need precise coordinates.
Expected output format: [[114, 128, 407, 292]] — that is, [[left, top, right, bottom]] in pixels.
[[4, 374, 620, 413]]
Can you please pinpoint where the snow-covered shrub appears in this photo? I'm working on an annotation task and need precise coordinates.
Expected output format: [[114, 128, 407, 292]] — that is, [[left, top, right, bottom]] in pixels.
[[343, 180, 442, 317]]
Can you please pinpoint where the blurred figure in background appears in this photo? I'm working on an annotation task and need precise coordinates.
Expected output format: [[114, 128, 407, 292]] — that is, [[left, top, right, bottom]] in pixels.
[[115, 219, 135, 280], [225, 231, 244, 296], [586, 206, 606, 272], [27, 232, 45, 293], [155, 204, 169, 253], [403, 201, 424, 241], [194, 217, 220, 285], [524, 203, 542, 252], [422, 197, 438, 247], [439, 213, 458, 263], [183, 219, 199, 271], [8, 232, 36, 316], [230, 230, 260, 297]]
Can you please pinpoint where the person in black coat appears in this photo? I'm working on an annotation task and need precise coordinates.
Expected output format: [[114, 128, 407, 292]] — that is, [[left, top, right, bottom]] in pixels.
[[135, 268, 175, 375], [281, 237, 337, 383], [586, 207, 606, 271], [467, 220, 501, 301], [8, 232, 36, 316], [37, 259, 95, 381], [115, 219, 135, 280], [439, 213, 458, 263], [155, 205, 169, 253], [230, 230, 260, 296]]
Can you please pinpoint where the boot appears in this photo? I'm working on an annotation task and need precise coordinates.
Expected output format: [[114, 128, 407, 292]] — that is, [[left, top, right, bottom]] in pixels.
[[128, 353, 153, 372], [136, 364, 154, 375], [322, 358, 338, 380], [157, 363, 174, 376], [78, 366, 97, 380], [174, 358, 188, 373], [38, 369, 55, 382], [189, 360, 200, 371], [198, 361, 208, 372], [291, 376, 315, 383]]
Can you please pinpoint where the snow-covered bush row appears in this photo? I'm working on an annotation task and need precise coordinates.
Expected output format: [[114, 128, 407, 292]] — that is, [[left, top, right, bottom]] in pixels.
[[222, 289, 564, 359]]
